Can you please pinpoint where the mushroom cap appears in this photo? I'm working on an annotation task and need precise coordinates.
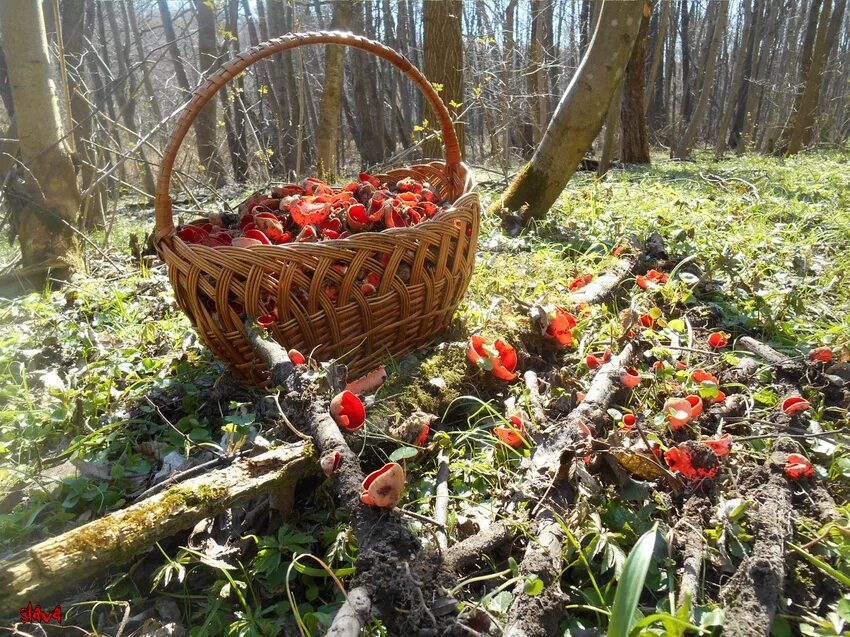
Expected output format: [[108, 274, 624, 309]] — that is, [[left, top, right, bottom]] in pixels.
[[330, 390, 366, 432], [782, 396, 811, 415], [360, 462, 406, 508]]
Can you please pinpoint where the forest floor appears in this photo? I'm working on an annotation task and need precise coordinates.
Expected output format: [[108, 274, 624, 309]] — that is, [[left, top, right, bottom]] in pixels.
[[1, 151, 849, 636]]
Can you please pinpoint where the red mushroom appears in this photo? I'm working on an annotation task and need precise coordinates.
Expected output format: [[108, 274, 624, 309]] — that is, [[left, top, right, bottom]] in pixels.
[[784, 453, 814, 479], [620, 366, 641, 388], [360, 462, 406, 508], [330, 390, 366, 432], [781, 396, 811, 415], [664, 397, 694, 430], [493, 414, 526, 449], [320, 451, 342, 476], [545, 308, 577, 347], [288, 349, 306, 365], [468, 336, 518, 381], [707, 332, 730, 348], [809, 347, 833, 363]]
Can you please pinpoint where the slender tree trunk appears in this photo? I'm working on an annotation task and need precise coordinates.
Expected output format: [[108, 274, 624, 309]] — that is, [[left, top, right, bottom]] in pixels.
[[489, 0, 644, 222], [598, 80, 623, 176], [194, 0, 228, 186], [0, 0, 83, 278], [223, 0, 249, 182], [729, 0, 761, 153], [104, 0, 157, 197], [786, 0, 846, 153], [645, 0, 669, 117], [422, 0, 464, 159], [125, 0, 163, 123], [679, 0, 692, 122], [674, 1, 728, 158], [316, 1, 355, 179], [157, 0, 192, 95], [714, 0, 756, 157], [620, 0, 651, 164], [60, 0, 106, 229], [527, 0, 547, 144]]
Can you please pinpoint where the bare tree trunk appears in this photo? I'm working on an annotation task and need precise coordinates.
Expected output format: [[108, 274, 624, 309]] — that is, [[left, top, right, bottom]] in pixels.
[[527, 0, 547, 145], [786, 0, 846, 153], [0, 0, 83, 279], [60, 0, 106, 229], [714, 0, 756, 157], [674, 1, 728, 158], [620, 0, 651, 164], [728, 0, 761, 154], [104, 0, 157, 197], [125, 0, 164, 123], [489, 0, 644, 222], [157, 0, 192, 95], [422, 0, 464, 158], [223, 0, 249, 182], [194, 0, 228, 186], [645, 0, 669, 117], [316, 1, 355, 179], [598, 80, 623, 176], [679, 0, 693, 122]]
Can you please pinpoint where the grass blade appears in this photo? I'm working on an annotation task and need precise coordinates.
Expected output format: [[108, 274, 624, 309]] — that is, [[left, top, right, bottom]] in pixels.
[[607, 523, 659, 637]]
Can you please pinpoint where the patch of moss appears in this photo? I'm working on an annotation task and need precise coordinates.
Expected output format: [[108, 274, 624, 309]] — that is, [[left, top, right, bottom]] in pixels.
[[61, 484, 230, 563], [376, 343, 472, 418]]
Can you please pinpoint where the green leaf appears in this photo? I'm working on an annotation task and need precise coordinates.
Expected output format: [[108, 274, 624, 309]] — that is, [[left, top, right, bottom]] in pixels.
[[667, 319, 686, 332], [606, 523, 658, 637], [389, 446, 419, 462], [524, 576, 544, 596]]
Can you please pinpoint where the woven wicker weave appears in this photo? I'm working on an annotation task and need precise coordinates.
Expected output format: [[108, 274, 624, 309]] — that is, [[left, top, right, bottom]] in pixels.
[[154, 32, 479, 386]]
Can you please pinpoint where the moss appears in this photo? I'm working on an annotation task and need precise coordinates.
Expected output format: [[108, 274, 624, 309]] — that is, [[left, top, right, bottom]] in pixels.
[[60, 483, 230, 563], [486, 161, 554, 220], [375, 344, 472, 418]]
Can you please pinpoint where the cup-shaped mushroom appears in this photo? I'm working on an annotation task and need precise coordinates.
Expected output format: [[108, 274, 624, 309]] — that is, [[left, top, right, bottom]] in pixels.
[[320, 451, 342, 477], [782, 396, 811, 415], [664, 397, 693, 430], [360, 462, 405, 508], [685, 394, 703, 418], [330, 390, 366, 432], [620, 367, 641, 388]]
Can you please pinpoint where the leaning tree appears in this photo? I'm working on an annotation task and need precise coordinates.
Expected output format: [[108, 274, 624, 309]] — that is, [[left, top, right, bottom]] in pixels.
[[489, 0, 645, 222]]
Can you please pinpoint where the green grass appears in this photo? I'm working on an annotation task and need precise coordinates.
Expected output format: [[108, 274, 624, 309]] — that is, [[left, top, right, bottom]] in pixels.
[[0, 151, 848, 635]]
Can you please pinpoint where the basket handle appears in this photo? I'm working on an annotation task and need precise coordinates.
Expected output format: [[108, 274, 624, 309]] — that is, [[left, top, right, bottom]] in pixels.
[[155, 31, 464, 242]]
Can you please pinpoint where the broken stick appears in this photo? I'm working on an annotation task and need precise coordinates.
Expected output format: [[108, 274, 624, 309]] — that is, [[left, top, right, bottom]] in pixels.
[[0, 442, 316, 616]]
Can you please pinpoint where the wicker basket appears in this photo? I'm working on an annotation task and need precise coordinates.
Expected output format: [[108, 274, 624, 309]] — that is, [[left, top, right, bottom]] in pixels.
[[154, 32, 479, 386]]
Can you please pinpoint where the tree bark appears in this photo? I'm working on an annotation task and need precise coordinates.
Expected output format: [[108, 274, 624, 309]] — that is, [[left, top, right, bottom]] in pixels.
[[194, 0, 228, 186], [0, 0, 83, 279], [0, 442, 315, 615], [713, 0, 756, 157], [422, 0, 465, 159], [674, 1, 728, 158], [620, 0, 651, 164], [645, 0, 669, 118], [157, 0, 192, 95], [489, 0, 644, 222], [316, 1, 355, 179], [60, 0, 106, 229], [786, 0, 846, 153]]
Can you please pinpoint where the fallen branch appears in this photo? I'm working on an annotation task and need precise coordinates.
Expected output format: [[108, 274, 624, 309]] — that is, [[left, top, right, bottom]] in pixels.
[[737, 336, 805, 378], [675, 496, 708, 608], [434, 449, 450, 553], [444, 521, 515, 573], [325, 586, 372, 637], [569, 251, 639, 306], [246, 325, 456, 635], [0, 442, 315, 615], [504, 343, 638, 636], [719, 440, 794, 636]]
